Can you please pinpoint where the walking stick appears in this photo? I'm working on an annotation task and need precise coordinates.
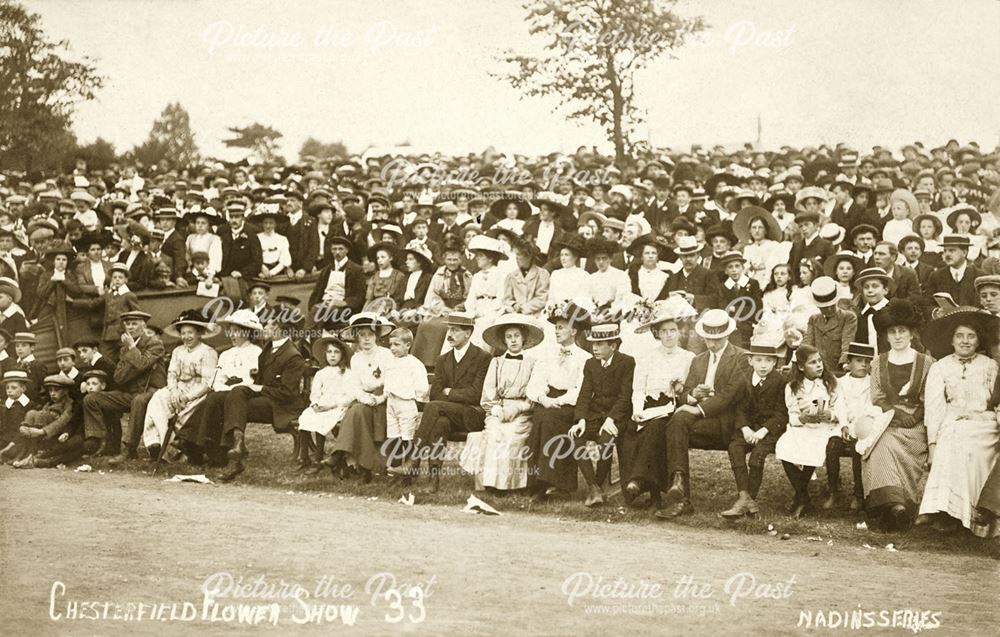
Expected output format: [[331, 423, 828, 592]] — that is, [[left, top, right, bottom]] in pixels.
[[152, 419, 176, 475]]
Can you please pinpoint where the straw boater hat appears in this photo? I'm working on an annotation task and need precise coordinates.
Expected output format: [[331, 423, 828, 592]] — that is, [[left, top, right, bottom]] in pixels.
[[1, 370, 29, 386], [467, 235, 508, 261], [733, 205, 782, 243], [694, 309, 736, 340], [809, 276, 839, 308], [853, 266, 894, 292], [442, 310, 476, 330], [12, 332, 36, 345], [0, 277, 21, 304], [635, 295, 697, 333], [339, 312, 394, 340], [819, 223, 846, 246], [578, 210, 608, 229], [846, 342, 876, 359], [482, 314, 544, 351], [923, 306, 1000, 359], [311, 335, 353, 366], [586, 323, 622, 342], [747, 335, 782, 358], [217, 309, 263, 331], [673, 235, 701, 256], [164, 309, 221, 339]]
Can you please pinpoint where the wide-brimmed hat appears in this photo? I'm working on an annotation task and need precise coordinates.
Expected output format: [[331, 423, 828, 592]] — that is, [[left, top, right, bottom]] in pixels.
[[339, 312, 395, 339], [217, 309, 263, 332], [488, 193, 532, 220], [628, 233, 676, 261], [810, 276, 839, 308], [853, 266, 893, 291], [532, 191, 569, 216], [795, 186, 829, 207], [733, 206, 781, 243], [367, 240, 400, 263], [946, 204, 981, 231], [912, 213, 943, 238], [467, 234, 508, 261], [585, 323, 622, 342], [694, 309, 736, 339], [402, 240, 435, 269], [482, 314, 544, 351], [164, 309, 221, 339], [872, 298, 921, 333], [44, 241, 76, 260], [551, 233, 587, 257], [585, 236, 619, 259], [940, 234, 971, 249], [311, 335, 353, 365], [704, 224, 737, 246], [923, 306, 1000, 359], [635, 296, 697, 333], [185, 207, 223, 224], [0, 277, 21, 304], [764, 192, 795, 213], [824, 250, 864, 279], [546, 301, 591, 331], [888, 189, 920, 219], [577, 210, 608, 229]]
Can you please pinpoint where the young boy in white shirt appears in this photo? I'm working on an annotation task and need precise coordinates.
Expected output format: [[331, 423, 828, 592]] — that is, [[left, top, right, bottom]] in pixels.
[[382, 328, 429, 468], [824, 342, 873, 512]]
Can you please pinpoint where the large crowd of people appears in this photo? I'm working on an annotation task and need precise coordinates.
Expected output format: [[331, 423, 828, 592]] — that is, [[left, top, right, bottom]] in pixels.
[[1, 139, 999, 539]]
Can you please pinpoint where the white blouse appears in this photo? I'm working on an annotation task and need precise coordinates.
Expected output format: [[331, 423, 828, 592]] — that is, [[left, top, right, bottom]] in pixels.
[[631, 345, 695, 416], [258, 231, 292, 274], [186, 232, 223, 273], [212, 341, 263, 391], [548, 266, 591, 305]]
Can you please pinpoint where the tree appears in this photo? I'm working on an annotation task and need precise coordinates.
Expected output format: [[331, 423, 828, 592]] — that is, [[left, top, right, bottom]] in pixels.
[[0, 1, 104, 171], [494, 0, 705, 166], [223, 123, 283, 164], [298, 137, 349, 163], [74, 137, 117, 171], [132, 102, 199, 169]]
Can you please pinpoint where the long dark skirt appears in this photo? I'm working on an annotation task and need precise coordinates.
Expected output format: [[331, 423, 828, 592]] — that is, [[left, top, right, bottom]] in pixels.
[[329, 402, 388, 472], [620, 417, 670, 491], [533, 404, 577, 493], [862, 424, 928, 523]]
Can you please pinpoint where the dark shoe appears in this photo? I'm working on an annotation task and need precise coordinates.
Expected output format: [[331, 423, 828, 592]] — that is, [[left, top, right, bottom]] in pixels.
[[107, 448, 137, 467], [81, 438, 105, 458], [303, 464, 323, 476], [146, 444, 161, 460], [820, 491, 840, 510], [228, 432, 247, 462], [358, 468, 373, 484], [720, 493, 753, 519], [584, 484, 604, 507], [931, 514, 960, 533], [663, 472, 685, 507], [888, 504, 910, 532], [913, 513, 933, 526], [654, 500, 694, 519], [218, 460, 246, 483], [791, 500, 814, 519], [294, 459, 311, 472], [623, 480, 642, 504]]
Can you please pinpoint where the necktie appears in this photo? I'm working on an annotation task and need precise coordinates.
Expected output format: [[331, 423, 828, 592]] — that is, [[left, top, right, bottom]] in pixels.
[[507, 354, 523, 361]]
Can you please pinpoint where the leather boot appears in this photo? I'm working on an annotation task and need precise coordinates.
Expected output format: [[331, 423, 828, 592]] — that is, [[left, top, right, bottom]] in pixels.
[[664, 471, 685, 507], [721, 491, 753, 519], [107, 447, 137, 467]]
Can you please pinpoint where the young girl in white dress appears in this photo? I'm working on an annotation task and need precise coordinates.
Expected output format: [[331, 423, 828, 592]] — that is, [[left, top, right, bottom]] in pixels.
[[297, 336, 357, 474], [775, 344, 842, 518]]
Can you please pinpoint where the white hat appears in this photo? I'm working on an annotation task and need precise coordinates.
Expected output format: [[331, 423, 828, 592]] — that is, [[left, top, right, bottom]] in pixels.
[[217, 309, 263, 331], [467, 235, 508, 260], [694, 309, 736, 340]]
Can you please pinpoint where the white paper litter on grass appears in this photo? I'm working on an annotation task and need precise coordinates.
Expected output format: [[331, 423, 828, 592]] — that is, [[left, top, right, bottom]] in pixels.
[[75, 464, 92, 472], [462, 494, 501, 516], [855, 521, 868, 530], [398, 493, 415, 506], [165, 474, 213, 484]]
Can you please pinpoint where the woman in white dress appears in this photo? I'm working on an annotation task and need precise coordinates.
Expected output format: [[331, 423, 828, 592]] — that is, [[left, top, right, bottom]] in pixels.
[[143, 311, 220, 453], [462, 314, 541, 491], [463, 235, 509, 351], [252, 207, 293, 279], [547, 234, 591, 306], [184, 210, 223, 275], [325, 313, 395, 482], [775, 345, 842, 518], [918, 308, 1000, 535], [297, 336, 357, 474], [735, 206, 790, 288]]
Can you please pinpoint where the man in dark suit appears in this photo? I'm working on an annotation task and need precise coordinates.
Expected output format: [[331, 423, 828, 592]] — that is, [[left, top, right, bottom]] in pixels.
[[657, 310, 749, 519], [925, 235, 982, 307], [0, 278, 27, 358], [400, 312, 491, 492], [83, 310, 166, 458], [154, 207, 187, 286], [308, 237, 366, 330], [183, 306, 305, 481], [570, 323, 635, 507], [665, 235, 721, 311], [898, 235, 935, 292], [290, 201, 335, 276], [218, 200, 263, 279], [73, 338, 116, 388], [873, 242, 922, 306], [787, 211, 835, 274], [721, 339, 787, 518]]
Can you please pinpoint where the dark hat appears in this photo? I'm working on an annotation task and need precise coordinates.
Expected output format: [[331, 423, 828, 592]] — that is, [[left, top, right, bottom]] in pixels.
[[849, 223, 879, 241], [846, 342, 876, 359], [247, 280, 271, 293], [81, 369, 109, 384], [794, 210, 821, 224], [310, 335, 353, 365], [585, 236, 619, 259], [923, 306, 999, 359], [912, 213, 943, 238], [551, 233, 586, 257], [670, 217, 697, 236], [546, 301, 591, 331], [873, 298, 921, 333], [73, 338, 99, 348], [733, 206, 782, 242], [328, 235, 353, 251], [716, 251, 745, 269], [940, 234, 971, 249], [627, 233, 676, 261], [824, 250, 864, 279], [853, 267, 893, 291], [704, 224, 737, 246], [946, 204, 981, 231]]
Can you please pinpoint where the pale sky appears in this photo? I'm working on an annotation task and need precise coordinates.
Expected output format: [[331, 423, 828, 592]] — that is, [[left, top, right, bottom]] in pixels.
[[26, 0, 1000, 162]]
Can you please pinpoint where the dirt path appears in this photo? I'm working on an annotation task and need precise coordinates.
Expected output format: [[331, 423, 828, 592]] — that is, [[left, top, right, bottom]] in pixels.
[[1, 467, 996, 636]]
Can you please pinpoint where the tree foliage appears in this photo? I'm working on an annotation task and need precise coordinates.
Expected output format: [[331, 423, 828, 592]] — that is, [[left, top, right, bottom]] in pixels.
[[223, 123, 283, 164], [298, 137, 349, 163], [0, 0, 104, 172], [132, 102, 200, 170], [494, 0, 705, 165]]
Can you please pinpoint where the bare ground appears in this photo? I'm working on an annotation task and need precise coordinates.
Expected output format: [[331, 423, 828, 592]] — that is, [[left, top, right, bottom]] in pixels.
[[1, 466, 998, 636]]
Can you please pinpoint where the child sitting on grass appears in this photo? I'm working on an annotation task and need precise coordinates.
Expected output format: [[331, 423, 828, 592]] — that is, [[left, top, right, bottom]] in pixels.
[[0, 371, 40, 464], [11, 375, 76, 469]]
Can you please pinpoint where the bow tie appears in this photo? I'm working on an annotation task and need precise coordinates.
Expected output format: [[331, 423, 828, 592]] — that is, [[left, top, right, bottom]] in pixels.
[[506, 354, 523, 361], [559, 346, 573, 356]]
